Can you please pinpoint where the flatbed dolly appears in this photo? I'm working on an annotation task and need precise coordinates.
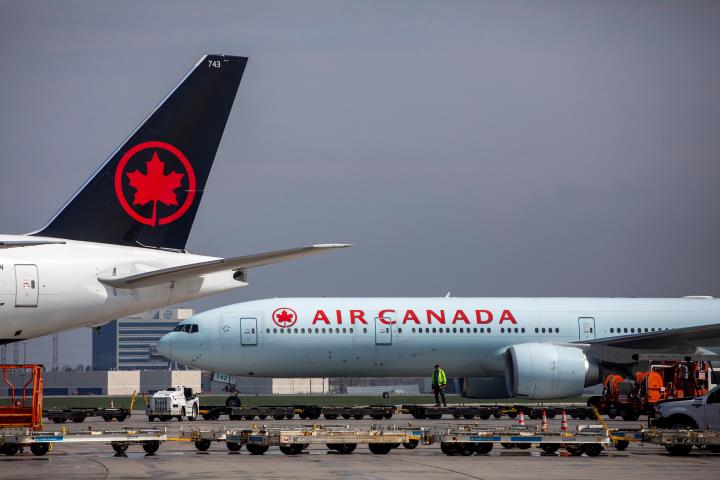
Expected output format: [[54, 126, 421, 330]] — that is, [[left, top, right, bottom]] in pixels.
[[199, 405, 296, 421], [44, 407, 133, 423], [0, 427, 167, 456]]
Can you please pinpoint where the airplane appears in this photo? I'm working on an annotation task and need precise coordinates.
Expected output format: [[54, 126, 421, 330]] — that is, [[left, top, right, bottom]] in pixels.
[[157, 296, 720, 399], [0, 55, 349, 343]]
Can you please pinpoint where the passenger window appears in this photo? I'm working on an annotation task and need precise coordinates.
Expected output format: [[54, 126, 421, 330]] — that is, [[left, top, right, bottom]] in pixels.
[[541, 328, 546, 333], [535, 328, 539, 333], [610, 328, 614, 333], [487, 327, 491, 333], [555, 328, 559, 333], [624, 328, 628, 333], [501, 328, 505, 333], [521, 328, 525, 333], [473, 328, 478, 333]]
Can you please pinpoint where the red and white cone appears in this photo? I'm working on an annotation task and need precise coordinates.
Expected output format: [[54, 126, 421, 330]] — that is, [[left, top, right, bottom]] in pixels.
[[560, 410, 569, 431], [518, 411, 526, 427], [541, 410, 548, 431]]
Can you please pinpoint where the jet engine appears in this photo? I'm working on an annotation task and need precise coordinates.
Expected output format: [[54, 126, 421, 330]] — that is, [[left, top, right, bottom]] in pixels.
[[505, 343, 599, 399]]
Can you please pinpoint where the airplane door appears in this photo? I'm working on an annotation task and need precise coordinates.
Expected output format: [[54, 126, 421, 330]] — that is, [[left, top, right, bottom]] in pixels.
[[240, 318, 258, 346], [374, 316, 392, 345], [15, 264, 38, 307], [578, 317, 596, 341]]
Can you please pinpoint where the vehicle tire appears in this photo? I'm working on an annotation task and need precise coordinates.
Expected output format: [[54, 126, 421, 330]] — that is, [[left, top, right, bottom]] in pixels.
[[189, 404, 198, 421], [500, 443, 516, 449], [160, 416, 171, 422], [540, 444, 560, 454], [576, 413, 587, 420], [245, 444, 268, 455], [565, 444, 584, 456], [195, 439, 211, 451], [384, 413, 393, 419], [328, 443, 356, 454], [117, 414, 127, 422], [528, 411, 540, 420], [475, 442, 493, 454], [516, 443, 531, 450], [279, 444, 304, 455], [492, 412, 502, 419], [669, 417, 698, 430], [452, 413, 461, 419], [479, 414, 491, 420], [707, 445, 720, 453], [372, 414, 384, 420], [179, 407, 186, 421], [51, 417, 66, 424], [72, 417, 85, 423], [142, 441, 160, 455], [148, 415, 155, 422], [103, 416, 112, 422], [368, 443, 393, 455], [427, 414, 442, 420], [342, 414, 352, 420], [324, 414, 338, 420], [30, 443, 50, 456], [507, 412, 518, 419], [608, 413, 617, 419], [258, 415, 267, 420], [112, 443, 128, 454], [299, 413, 308, 420], [3, 443, 20, 456], [285, 414, 295, 420], [229, 415, 241, 421], [244, 415, 255, 421], [547, 412, 556, 419], [459, 444, 475, 456], [621, 411, 640, 422], [440, 442, 457, 455], [353, 414, 364, 420], [584, 444, 603, 457], [402, 439, 419, 449], [225, 396, 241, 408], [226, 442, 242, 452], [665, 444, 693, 456], [463, 414, 475, 420], [613, 440, 629, 451], [273, 414, 285, 420]]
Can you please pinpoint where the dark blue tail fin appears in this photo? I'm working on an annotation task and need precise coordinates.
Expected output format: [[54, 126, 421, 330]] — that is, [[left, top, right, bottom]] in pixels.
[[34, 55, 247, 250]]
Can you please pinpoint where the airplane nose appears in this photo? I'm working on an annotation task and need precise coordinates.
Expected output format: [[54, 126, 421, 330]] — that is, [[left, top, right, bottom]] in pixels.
[[156, 334, 172, 359]]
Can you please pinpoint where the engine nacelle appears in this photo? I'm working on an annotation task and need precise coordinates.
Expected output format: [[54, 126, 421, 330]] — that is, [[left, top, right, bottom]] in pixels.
[[505, 343, 599, 399]]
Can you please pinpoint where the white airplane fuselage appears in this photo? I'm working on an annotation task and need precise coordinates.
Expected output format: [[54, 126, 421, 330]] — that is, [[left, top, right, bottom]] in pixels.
[[0, 234, 241, 341], [160, 297, 720, 378]]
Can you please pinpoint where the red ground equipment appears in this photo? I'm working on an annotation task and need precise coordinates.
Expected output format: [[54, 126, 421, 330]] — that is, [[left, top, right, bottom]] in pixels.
[[589, 361, 713, 420], [0, 364, 43, 430]]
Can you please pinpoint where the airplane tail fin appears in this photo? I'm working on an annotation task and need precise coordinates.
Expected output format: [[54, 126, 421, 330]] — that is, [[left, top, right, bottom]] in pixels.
[[33, 55, 247, 250]]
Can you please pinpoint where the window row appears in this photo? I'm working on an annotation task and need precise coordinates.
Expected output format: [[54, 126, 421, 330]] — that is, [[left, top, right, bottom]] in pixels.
[[610, 327, 669, 334]]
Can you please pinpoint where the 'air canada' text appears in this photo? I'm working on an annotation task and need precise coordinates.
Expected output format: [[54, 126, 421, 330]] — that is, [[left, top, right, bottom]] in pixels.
[[310, 309, 517, 325]]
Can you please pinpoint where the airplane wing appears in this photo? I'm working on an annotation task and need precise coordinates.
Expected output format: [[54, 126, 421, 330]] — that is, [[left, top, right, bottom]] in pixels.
[[97, 244, 351, 288], [0, 240, 66, 249], [581, 323, 720, 350]]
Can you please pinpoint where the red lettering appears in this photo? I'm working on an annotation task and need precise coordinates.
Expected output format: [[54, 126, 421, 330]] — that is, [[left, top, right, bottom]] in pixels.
[[499, 310, 517, 324], [335, 310, 343, 325], [350, 309, 368, 325], [476, 309, 493, 324], [378, 309, 396, 325], [312, 310, 330, 325], [402, 309, 420, 324], [427, 310, 446, 324], [452, 310, 470, 324]]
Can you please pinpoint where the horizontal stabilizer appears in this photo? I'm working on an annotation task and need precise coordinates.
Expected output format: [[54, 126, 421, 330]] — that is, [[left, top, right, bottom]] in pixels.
[[0, 240, 66, 249], [97, 244, 351, 288]]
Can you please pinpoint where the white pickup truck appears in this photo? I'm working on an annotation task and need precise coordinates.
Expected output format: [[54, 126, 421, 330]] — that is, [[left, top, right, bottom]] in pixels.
[[654, 384, 720, 431], [147, 386, 199, 422]]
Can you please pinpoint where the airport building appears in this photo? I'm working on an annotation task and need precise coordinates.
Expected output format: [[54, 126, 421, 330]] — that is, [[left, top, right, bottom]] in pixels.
[[92, 308, 193, 371]]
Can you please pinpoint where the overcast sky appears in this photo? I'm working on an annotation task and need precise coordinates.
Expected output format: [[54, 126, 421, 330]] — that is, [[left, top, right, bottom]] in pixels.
[[2, 1, 720, 364]]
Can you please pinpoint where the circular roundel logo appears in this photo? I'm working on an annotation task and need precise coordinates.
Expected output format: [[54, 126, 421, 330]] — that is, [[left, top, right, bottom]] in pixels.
[[272, 308, 298, 328], [114, 141, 196, 227]]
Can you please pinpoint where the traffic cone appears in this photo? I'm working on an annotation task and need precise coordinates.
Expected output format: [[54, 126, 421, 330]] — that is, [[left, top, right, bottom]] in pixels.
[[518, 411, 526, 427], [541, 410, 548, 432], [560, 410, 568, 431]]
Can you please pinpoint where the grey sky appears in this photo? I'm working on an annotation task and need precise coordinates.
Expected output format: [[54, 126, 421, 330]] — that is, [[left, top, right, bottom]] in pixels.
[[2, 0, 720, 355]]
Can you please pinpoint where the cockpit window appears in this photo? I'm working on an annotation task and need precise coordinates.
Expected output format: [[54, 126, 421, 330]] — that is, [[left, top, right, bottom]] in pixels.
[[173, 324, 199, 333]]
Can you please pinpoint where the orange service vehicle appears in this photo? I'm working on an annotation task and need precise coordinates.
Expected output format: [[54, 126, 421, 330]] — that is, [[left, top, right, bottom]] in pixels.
[[0, 364, 43, 431]]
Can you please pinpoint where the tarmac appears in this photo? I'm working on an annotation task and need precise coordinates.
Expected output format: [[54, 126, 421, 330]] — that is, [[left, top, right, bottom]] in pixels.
[[1, 414, 718, 479]]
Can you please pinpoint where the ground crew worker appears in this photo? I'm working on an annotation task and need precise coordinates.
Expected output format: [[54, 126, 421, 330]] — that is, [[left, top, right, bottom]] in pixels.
[[432, 364, 447, 407]]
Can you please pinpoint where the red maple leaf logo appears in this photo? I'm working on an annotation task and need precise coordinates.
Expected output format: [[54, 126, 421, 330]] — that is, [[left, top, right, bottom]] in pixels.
[[275, 310, 295, 324], [125, 152, 184, 226]]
